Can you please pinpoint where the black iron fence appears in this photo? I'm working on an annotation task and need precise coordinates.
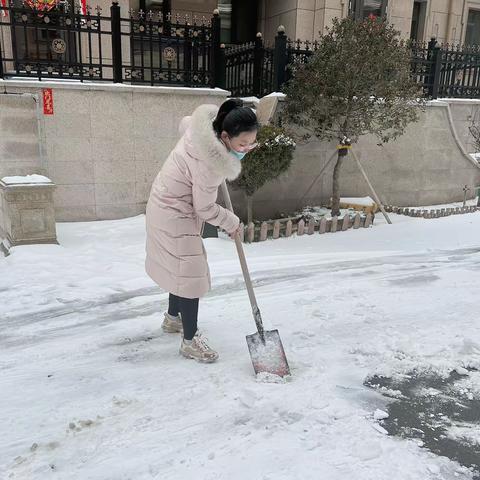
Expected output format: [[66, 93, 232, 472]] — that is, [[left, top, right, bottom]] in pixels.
[[223, 29, 286, 98], [414, 38, 480, 98], [0, 1, 221, 87], [2, 2, 480, 99], [224, 34, 275, 98], [224, 32, 480, 99]]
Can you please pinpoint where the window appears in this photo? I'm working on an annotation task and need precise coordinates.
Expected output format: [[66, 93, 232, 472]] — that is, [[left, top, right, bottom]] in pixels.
[[465, 9, 480, 46], [218, 0, 232, 44], [350, 0, 387, 20], [410, 1, 427, 41]]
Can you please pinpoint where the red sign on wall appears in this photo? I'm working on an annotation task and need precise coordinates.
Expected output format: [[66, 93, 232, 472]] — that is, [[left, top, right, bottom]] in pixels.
[[43, 88, 54, 115]]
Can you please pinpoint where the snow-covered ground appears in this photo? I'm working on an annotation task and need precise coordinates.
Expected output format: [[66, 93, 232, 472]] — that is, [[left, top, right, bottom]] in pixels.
[[1, 211, 480, 480]]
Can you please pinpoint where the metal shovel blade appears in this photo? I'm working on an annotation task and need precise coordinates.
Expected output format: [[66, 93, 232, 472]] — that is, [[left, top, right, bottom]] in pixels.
[[246, 329, 291, 378]]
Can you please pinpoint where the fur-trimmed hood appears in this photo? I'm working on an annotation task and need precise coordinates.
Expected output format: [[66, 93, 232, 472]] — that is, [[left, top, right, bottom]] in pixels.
[[182, 104, 242, 181]]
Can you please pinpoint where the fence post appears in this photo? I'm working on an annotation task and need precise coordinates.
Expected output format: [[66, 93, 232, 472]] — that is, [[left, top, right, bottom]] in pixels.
[[184, 24, 192, 87], [428, 37, 441, 99], [211, 8, 224, 88], [218, 44, 226, 89], [162, 0, 171, 21], [0, 35, 3, 79], [111, 2, 123, 83], [253, 32, 264, 97], [273, 25, 287, 91]]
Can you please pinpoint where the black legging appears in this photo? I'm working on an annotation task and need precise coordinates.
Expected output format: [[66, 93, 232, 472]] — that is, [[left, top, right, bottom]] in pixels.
[[168, 293, 199, 340]]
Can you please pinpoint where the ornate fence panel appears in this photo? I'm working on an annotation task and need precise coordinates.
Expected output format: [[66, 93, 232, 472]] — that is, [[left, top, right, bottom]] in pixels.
[[224, 34, 274, 98], [224, 41, 255, 97], [285, 38, 317, 83], [0, 1, 114, 81], [0, 1, 217, 87], [410, 40, 434, 97], [261, 46, 274, 95], [438, 44, 480, 98], [411, 39, 480, 99], [123, 11, 213, 87], [223, 33, 480, 100]]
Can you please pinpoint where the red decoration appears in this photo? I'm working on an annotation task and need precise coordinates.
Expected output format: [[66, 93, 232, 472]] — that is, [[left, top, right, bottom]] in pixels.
[[0, 0, 8, 18], [43, 88, 54, 115], [24, 0, 58, 12]]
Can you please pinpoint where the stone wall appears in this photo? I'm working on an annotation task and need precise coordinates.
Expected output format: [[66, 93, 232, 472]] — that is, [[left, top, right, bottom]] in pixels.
[[2, 80, 480, 225], [0, 80, 228, 221], [446, 99, 480, 153], [0, 93, 45, 180]]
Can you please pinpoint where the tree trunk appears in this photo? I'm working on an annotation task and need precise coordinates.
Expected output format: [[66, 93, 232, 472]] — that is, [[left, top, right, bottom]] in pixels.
[[246, 194, 253, 224], [331, 150, 347, 217]]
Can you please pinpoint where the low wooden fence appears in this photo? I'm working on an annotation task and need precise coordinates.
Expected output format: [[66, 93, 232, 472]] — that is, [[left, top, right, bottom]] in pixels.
[[384, 205, 479, 218], [240, 213, 374, 243]]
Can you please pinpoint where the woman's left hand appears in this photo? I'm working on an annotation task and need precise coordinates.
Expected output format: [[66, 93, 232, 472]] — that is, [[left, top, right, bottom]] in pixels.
[[229, 225, 242, 239]]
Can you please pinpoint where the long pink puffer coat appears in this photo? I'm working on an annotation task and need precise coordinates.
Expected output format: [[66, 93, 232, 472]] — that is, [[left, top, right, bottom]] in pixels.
[[145, 104, 241, 299]]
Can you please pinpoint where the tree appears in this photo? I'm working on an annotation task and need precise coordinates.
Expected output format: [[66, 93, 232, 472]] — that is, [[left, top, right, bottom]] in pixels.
[[284, 16, 425, 216], [469, 111, 480, 153], [231, 125, 296, 223]]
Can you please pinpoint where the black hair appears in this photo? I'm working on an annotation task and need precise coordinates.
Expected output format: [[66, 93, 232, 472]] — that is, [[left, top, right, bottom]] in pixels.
[[212, 98, 259, 138]]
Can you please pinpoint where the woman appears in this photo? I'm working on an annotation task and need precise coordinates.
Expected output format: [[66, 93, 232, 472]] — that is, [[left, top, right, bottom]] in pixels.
[[145, 99, 259, 363]]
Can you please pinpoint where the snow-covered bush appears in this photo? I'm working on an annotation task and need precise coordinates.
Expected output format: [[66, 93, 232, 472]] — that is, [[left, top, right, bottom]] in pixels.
[[231, 125, 296, 223]]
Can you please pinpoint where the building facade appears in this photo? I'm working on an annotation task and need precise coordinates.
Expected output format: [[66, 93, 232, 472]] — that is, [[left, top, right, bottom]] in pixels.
[[258, 0, 480, 45], [158, 1, 480, 46]]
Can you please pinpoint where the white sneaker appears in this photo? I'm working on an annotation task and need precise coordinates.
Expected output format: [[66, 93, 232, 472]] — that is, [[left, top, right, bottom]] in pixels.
[[162, 313, 183, 333], [179, 333, 219, 363]]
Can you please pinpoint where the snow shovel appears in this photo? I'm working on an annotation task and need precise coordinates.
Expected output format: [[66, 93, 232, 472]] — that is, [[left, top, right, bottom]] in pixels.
[[220, 181, 290, 378]]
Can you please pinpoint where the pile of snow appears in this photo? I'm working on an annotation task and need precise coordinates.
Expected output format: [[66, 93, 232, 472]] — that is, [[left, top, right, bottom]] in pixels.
[[300, 205, 365, 220], [468, 152, 480, 164], [1, 174, 52, 185], [239, 96, 260, 106], [264, 133, 296, 148], [264, 92, 286, 99], [340, 196, 376, 207], [446, 423, 480, 446]]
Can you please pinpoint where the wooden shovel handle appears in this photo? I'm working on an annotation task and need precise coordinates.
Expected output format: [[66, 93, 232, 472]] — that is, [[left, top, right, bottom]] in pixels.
[[220, 181, 264, 336]]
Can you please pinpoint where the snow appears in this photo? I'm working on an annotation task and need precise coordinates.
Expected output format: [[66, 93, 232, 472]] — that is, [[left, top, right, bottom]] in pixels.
[[340, 196, 376, 206], [1, 210, 480, 479], [1, 174, 52, 185], [264, 133, 296, 148], [449, 370, 480, 398], [265, 92, 286, 99], [239, 96, 260, 106], [373, 409, 389, 420], [300, 205, 365, 220], [468, 152, 480, 164], [446, 423, 480, 446]]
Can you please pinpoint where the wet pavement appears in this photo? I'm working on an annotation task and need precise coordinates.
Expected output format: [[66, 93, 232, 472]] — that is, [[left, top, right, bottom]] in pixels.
[[365, 368, 480, 478]]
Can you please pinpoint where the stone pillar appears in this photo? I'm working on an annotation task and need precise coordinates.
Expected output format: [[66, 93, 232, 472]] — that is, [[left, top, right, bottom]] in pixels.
[[0, 175, 58, 251]]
